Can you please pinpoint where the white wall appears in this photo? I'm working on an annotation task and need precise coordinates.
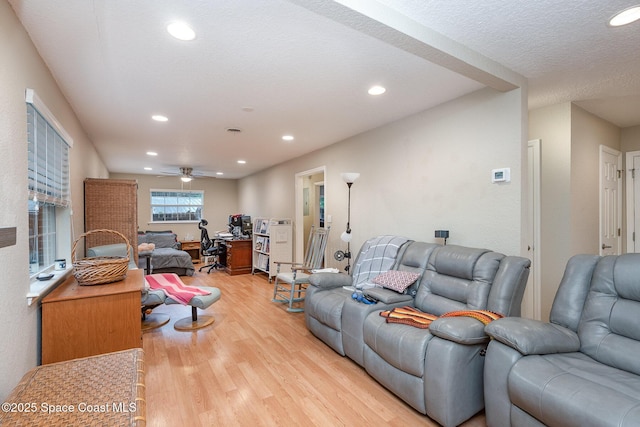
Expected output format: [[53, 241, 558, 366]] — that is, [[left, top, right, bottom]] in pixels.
[[0, 3, 108, 400], [239, 87, 526, 268], [571, 105, 621, 254], [110, 173, 239, 240], [621, 125, 640, 153]]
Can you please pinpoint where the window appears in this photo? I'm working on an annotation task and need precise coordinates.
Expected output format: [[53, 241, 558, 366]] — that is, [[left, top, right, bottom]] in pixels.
[[150, 189, 203, 222], [26, 89, 72, 275]]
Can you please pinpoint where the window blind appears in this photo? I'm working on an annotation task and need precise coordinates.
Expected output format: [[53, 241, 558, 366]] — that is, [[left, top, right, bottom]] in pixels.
[[26, 89, 71, 208]]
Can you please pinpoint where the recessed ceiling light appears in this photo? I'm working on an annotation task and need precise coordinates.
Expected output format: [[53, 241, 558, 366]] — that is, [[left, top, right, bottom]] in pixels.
[[167, 22, 196, 41], [282, 135, 294, 141], [144, 167, 152, 171], [368, 85, 386, 96], [237, 160, 246, 164], [146, 151, 158, 156], [609, 5, 640, 26], [152, 115, 168, 122], [216, 172, 224, 176]]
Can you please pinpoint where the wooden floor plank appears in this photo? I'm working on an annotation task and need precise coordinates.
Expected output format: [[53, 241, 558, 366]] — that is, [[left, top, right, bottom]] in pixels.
[[143, 270, 486, 426]]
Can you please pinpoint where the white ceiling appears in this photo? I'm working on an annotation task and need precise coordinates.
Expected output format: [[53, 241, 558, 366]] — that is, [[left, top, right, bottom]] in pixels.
[[9, 0, 640, 179]]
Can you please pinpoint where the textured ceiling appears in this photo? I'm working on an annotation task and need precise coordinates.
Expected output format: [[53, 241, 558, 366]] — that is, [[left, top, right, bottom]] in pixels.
[[379, 0, 640, 127], [8, 0, 640, 179]]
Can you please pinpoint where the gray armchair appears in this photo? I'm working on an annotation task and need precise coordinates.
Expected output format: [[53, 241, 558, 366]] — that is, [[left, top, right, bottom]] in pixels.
[[484, 254, 640, 427]]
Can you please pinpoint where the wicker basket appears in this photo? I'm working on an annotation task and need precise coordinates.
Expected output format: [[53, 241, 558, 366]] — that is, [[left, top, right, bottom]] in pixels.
[[72, 229, 130, 285]]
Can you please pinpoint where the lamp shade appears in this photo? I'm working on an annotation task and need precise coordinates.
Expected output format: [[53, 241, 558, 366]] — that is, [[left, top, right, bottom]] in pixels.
[[341, 230, 353, 243], [341, 172, 360, 184]]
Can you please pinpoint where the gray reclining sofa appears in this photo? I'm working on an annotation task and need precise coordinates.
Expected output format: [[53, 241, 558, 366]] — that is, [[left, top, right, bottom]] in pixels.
[[484, 253, 640, 427], [306, 236, 530, 426]]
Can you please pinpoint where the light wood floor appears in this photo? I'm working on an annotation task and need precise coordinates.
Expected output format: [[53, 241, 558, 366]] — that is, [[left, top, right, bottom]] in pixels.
[[143, 270, 486, 426]]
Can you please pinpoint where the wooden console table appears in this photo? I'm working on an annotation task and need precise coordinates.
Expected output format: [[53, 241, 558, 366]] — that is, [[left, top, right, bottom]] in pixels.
[[41, 269, 143, 364]]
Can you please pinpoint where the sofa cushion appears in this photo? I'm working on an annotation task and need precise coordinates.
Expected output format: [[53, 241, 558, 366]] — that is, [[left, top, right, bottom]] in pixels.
[[415, 246, 504, 315], [372, 270, 420, 293], [363, 313, 433, 378], [305, 287, 350, 331], [508, 352, 640, 427]]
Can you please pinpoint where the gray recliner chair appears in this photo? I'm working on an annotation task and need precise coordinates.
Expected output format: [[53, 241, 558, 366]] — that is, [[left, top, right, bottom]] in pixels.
[[484, 253, 640, 427], [362, 245, 530, 427]]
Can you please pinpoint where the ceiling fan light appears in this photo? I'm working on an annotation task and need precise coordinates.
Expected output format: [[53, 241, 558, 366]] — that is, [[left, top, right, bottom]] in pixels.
[[181, 176, 192, 182], [608, 6, 640, 26]]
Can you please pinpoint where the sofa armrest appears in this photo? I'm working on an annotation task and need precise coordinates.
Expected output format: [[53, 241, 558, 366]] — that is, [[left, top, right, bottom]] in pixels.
[[308, 272, 352, 289], [363, 288, 413, 304], [485, 317, 580, 355], [429, 317, 489, 345]]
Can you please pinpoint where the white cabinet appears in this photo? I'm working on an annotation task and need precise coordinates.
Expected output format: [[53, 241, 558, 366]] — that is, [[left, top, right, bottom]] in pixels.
[[252, 218, 292, 282]]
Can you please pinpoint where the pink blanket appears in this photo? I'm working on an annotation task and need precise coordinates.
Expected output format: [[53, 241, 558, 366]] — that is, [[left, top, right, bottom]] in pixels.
[[145, 273, 211, 305]]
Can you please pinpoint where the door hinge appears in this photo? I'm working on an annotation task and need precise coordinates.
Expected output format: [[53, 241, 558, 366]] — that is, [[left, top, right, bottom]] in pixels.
[[618, 228, 621, 237], [634, 231, 636, 242], [633, 169, 636, 179], [618, 170, 622, 179]]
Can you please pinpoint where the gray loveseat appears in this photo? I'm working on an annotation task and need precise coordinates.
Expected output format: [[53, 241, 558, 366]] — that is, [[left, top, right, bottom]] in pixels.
[[306, 236, 530, 426], [484, 253, 640, 427]]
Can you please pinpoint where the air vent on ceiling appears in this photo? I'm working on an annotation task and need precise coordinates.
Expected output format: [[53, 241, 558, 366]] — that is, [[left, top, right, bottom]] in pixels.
[[226, 127, 242, 133]]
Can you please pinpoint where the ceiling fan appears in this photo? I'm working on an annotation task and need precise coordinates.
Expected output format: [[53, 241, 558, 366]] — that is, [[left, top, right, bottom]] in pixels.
[[159, 167, 204, 182]]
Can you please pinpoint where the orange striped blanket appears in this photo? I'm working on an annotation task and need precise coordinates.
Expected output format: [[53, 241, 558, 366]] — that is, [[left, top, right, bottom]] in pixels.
[[145, 273, 211, 305], [379, 306, 503, 329]]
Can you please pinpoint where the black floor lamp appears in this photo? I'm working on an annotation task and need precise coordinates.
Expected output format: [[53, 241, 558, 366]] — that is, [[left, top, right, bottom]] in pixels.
[[334, 172, 359, 272]]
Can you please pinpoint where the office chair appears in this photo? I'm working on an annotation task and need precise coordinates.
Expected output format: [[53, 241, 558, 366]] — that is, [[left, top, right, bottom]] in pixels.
[[198, 219, 226, 273]]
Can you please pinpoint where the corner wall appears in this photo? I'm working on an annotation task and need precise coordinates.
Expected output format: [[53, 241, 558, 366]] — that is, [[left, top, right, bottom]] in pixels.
[[0, 3, 108, 399], [529, 102, 620, 321]]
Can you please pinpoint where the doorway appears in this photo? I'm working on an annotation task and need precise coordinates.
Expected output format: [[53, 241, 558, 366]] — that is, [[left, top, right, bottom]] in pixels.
[[294, 166, 326, 262], [599, 145, 622, 255]]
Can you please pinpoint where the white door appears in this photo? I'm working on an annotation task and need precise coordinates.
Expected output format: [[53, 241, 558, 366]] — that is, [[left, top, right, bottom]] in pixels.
[[522, 140, 541, 320], [600, 146, 622, 255], [626, 151, 640, 253]]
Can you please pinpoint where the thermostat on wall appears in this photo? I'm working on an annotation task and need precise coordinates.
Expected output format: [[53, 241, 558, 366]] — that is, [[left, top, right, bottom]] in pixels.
[[491, 168, 510, 183]]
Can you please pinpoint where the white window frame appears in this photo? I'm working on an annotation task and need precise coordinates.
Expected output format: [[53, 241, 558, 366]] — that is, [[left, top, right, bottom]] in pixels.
[[26, 88, 73, 305], [149, 189, 204, 223]]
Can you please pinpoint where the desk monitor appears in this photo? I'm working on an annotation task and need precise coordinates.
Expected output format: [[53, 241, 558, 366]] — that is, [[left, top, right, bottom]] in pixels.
[[241, 216, 252, 236], [228, 214, 251, 237]]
